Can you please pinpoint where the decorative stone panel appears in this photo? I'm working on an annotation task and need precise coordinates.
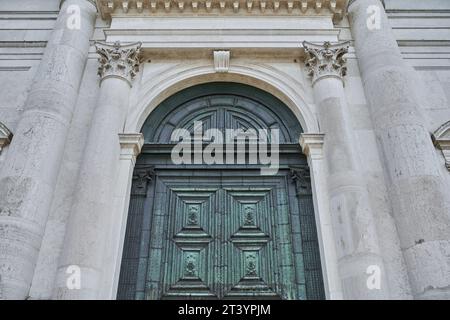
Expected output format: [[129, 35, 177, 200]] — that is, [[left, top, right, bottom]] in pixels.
[[214, 50, 230, 73]]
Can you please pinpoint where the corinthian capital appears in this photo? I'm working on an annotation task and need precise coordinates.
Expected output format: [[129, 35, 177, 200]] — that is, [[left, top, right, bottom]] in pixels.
[[303, 41, 350, 85], [96, 41, 142, 85], [348, 0, 385, 9], [60, 0, 97, 9], [0, 122, 13, 154]]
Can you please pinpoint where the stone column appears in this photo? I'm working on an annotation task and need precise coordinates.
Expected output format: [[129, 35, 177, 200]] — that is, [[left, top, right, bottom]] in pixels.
[[0, 0, 96, 299], [348, 0, 450, 299], [54, 42, 142, 299], [303, 41, 388, 299]]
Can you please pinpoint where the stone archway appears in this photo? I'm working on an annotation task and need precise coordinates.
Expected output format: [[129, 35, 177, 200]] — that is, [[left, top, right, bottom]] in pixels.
[[116, 82, 326, 300]]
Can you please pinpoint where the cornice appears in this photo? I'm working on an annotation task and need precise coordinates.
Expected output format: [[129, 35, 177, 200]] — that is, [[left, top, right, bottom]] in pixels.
[[119, 133, 145, 158], [96, 0, 348, 21], [299, 133, 325, 158]]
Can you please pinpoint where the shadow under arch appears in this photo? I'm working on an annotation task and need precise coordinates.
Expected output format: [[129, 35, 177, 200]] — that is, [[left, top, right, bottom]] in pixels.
[[127, 66, 318, 135], [141, 82, 304, 144]]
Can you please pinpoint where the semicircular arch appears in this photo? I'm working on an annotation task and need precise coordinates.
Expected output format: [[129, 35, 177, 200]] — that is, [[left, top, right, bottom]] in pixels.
[[141, 82, 303, 144]]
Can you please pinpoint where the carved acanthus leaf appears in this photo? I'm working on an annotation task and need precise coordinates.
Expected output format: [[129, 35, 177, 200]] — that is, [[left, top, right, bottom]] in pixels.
[[303, 41, 349, 84], [96, 41, 142, 85], [348, 0, 385, 10], [60, 0, 97, 9]]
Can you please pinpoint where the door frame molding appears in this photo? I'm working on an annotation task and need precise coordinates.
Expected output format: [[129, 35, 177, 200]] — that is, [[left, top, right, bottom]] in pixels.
[[101, 81, 343, 300]]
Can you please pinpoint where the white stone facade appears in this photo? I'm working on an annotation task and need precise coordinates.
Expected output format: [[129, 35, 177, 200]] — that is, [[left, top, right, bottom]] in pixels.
[[0, 0, 449, 300]]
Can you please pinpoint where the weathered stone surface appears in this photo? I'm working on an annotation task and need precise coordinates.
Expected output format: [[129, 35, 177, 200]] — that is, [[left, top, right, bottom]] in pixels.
[[303, 42, 388, 299], [28, 58, 101, 300], [54, 42, 142, 300], [349, 0, 450, 299], [0, 0, 96, 299]]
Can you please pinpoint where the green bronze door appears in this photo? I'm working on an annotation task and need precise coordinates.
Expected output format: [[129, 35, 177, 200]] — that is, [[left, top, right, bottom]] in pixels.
[[117, 83, 325, 300]]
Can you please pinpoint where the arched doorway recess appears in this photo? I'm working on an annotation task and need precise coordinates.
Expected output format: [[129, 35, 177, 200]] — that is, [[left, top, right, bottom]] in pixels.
[[117, 82, 325, 300]]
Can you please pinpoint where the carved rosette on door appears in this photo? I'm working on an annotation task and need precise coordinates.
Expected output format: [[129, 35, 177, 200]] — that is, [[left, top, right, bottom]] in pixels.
[[167, 200, 215, 298], [227, 194, 276, 298]]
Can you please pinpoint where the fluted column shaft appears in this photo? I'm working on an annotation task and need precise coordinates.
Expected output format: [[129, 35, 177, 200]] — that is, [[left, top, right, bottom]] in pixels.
[[348, 0, 450, 299], [54, 42, 142, 299], [0, 0, 96, 299], [303, 41, 388, 299]]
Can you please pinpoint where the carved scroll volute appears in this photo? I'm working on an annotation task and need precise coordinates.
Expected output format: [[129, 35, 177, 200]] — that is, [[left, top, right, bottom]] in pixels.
[[0, 122, 13, 154], [290, 166, 312, 196], [131, 166, 156, 196]]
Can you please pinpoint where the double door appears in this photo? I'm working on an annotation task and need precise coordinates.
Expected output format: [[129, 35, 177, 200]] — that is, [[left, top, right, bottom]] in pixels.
[[118, 168, 325, 300]]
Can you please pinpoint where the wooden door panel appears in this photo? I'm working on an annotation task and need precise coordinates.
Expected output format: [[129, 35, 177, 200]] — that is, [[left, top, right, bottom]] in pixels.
[[118, 170, 325, 300], [140, 175, 298, 300], [162, 188, 219, 299], [118, 84, 324, 300]]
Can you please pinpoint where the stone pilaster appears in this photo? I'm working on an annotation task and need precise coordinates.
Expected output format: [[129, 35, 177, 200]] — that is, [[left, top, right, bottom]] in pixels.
[[0, 0, 96, 299], [54, 42, 142, 299], [303, 41, 388, 299], [300, 133, 344, 300], [348, 0, 450, 299], [101, 133, 144, 299]]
